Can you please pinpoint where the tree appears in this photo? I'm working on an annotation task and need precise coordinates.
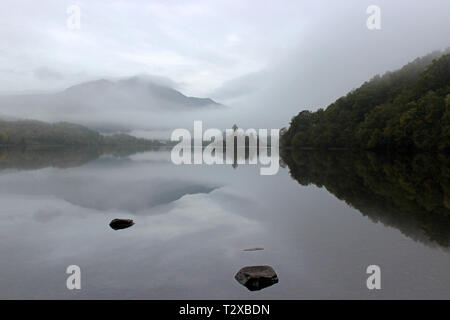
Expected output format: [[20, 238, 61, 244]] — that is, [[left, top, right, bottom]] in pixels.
[[281, 51, 450, 152]]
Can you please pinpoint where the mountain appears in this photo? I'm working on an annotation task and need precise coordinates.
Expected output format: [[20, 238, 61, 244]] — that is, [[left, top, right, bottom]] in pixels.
[[0, 75, 222, 132], [281, 50, 450, 152], [60, 76, 221, 109]]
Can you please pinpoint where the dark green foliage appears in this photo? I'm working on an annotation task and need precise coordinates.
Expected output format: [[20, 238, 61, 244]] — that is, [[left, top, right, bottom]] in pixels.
[[101, 133, 161, 146], [0, 119, 163, 147], [281, 150, 450, 247], [282, 50, 450, 152], [0, 120, 102, 146]]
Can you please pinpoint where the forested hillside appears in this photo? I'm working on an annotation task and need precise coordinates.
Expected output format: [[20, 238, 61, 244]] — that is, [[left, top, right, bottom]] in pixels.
[[0, 119, 162, 147], [281, 50, 450, 152]]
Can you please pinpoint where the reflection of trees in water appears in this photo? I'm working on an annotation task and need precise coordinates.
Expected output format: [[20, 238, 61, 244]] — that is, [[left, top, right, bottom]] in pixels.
[[222, 133, 268, 169], [281, 150, 450, 248], [0, 145, 162, 171], [191, 130, 274, 170]]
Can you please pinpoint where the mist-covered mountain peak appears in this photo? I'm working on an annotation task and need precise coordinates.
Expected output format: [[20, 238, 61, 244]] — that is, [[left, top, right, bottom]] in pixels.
[[0, 75, 223, 131], [59, 76, 221, 109]]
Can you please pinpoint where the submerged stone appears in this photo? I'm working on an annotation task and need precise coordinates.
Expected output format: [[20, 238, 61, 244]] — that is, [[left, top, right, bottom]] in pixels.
[[109, 218, 134, 230], [242, 247, 264, 251], [234, 265, 279, 291]]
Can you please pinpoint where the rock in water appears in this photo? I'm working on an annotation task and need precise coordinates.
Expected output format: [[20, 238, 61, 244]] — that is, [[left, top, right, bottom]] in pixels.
[[242, 247, 264, 251], [109, 218, 134, 230], [234, 265, 279, 291]]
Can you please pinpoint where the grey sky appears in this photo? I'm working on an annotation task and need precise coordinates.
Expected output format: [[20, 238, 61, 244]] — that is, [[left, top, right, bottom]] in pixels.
[[0, 0, 310, 95], [0, 0, 449, 130]]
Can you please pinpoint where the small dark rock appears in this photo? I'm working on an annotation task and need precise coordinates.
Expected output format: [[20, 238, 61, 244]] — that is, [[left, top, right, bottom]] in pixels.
[[109, 218, 134, 230], [235, 265, 279, 291], [242, 247, 264, 251]]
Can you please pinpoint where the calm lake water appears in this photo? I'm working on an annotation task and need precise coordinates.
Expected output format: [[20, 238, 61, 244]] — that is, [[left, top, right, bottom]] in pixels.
[[0, 147, 449, 299]]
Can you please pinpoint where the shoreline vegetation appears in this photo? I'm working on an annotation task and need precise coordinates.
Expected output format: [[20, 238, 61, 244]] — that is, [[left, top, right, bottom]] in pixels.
[[278, 49, 450, 246], [280, 50, 450, 153], [0, 119, 167, 147]]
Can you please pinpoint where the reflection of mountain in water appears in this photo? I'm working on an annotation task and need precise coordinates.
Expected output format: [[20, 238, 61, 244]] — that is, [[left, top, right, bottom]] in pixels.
[[65, 181, 217, 214], [0, 146, 218, 215], [281, 150, 450, 248]]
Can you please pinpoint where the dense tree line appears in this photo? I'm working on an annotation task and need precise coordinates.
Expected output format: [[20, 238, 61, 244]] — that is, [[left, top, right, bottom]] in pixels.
[[281, 50, 450, 152], [0, 119, 163, 147]]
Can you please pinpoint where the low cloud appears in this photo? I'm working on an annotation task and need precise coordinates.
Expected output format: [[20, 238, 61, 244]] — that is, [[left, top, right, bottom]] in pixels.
[[33, 66, 64, 80]]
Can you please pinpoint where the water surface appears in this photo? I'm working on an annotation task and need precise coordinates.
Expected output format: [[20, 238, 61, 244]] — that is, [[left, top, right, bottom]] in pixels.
[[0, 147, 448, 299]]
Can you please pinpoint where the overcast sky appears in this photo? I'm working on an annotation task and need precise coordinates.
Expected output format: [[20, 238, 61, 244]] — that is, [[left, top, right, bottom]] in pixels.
[[0, 0, 449, 129]]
